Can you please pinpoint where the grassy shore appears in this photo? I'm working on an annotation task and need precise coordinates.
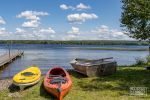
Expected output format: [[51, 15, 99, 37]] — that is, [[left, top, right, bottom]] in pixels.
[[0, 66, 150, 100], [82, 48, 148, 51]]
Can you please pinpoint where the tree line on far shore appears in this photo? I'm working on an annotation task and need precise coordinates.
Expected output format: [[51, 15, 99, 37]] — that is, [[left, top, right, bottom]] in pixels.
[[0, 40, 148, 45]]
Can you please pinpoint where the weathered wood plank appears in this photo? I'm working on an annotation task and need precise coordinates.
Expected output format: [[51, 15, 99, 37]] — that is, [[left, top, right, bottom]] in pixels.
[[0, 50, 24, 67]]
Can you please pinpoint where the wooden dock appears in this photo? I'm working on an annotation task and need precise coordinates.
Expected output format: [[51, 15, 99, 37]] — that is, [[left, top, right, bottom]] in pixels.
[[0, 50, 24, 67]]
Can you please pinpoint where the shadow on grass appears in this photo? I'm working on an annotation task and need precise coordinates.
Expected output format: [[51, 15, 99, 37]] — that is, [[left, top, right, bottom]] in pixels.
[[8, 84, 20, 93], [40, 81, 57, 100], [68, 70, 87, 78], [75, 68, 150, 94], [8, 83, 39, 93]]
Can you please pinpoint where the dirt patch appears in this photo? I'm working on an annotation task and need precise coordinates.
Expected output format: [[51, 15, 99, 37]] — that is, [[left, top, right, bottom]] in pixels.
[[0, 78, 12, 91]]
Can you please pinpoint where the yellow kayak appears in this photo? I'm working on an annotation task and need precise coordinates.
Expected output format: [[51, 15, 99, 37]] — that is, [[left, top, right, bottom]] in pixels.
[[13, 66, 41, 90]]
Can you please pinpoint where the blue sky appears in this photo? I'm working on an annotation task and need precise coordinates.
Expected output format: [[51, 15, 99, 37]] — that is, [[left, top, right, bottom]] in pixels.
[[0, 0, 131, 40]]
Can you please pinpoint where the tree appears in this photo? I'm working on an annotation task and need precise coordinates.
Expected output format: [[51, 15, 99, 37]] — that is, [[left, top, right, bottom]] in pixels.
[[121, 0, 150, 53]]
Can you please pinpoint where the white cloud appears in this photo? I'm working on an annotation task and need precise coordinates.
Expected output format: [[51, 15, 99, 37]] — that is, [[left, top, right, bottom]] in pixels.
[[17, 11, 49, 28], [62, 34, 77, 40], [32, 29, 56, 40], [16, 28, 25, 33], [67, 13, 98, 24], [0, 27, 32, 40], [0, 28, 14, 40], [16, 10, 49, 20], [110, 29, 124, 35], [60, 4, 71, 10], [91, 25, 109, 33], [92, 25, 131, 40], [39, 27, 55, 33], [76, 3, 91, 10], [22, 20, 40, 28], [67, 26, 79, 34], [0, 22, 57, 40], [60, 3, 91, 11], [50, 34, 55, 38], [0, 17, 6, 25], [0, 28, 7, 34], [0, 27, 56, 40]]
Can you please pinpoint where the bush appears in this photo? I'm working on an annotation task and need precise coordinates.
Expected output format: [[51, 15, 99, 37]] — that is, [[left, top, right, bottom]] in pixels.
[[146, 55, 150, 63], [135, 57, 145, 65]]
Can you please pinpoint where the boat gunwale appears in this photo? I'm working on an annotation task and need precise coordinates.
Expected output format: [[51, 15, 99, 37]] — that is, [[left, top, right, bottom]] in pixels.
[[70, 60, 117, 67]]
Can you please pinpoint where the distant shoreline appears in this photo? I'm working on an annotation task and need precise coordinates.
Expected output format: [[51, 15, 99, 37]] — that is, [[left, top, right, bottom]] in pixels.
[[81, 48, 148, 51], [0, 40, 148, 45]]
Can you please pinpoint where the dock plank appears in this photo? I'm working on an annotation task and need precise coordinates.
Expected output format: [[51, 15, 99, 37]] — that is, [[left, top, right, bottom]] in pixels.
[[0, 50, 24, 67]]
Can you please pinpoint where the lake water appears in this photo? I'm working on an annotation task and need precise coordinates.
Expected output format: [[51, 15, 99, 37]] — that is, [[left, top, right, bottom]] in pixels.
[[0, 44, 148, 79]]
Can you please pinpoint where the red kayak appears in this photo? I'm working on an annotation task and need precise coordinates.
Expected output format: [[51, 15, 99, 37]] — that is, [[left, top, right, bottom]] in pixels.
[[44, 67, 72, 100]]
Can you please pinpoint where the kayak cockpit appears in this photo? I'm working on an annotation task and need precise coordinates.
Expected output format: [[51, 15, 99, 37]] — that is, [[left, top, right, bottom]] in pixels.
[[49, 67, 66, 77]]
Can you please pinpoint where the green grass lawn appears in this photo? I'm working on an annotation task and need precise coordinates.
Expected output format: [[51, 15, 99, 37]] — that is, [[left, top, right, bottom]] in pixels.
[[0, 67, 150, 100]]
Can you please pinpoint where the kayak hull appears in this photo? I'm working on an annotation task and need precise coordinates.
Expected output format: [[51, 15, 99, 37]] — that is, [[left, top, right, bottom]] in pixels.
[[44, 86, 71, 100], [44, 67, 72, 100], [13, 77, 41, 90], [13, 66, 41, 90]]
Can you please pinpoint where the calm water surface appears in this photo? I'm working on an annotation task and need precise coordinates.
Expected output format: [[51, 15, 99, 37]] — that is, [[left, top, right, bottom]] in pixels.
[[0, 44, 148, 79]]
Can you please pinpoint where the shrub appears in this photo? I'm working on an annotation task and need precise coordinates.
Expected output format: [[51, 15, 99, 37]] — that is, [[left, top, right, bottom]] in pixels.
[[146, 55, 150, 64], [135, 57, 145, 65]]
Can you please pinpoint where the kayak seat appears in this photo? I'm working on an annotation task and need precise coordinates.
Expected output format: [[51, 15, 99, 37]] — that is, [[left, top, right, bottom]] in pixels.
[[21, 72, 35, 76], [50, 78, 67, 84]]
